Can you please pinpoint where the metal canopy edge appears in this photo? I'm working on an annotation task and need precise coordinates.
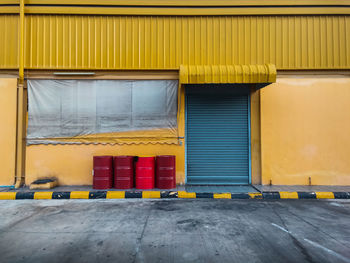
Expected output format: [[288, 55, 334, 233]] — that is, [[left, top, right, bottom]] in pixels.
[[180, 64, 277, 85]]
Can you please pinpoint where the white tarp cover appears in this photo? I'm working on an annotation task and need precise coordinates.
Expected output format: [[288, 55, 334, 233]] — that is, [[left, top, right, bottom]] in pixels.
[[27, 79, 178, 145]]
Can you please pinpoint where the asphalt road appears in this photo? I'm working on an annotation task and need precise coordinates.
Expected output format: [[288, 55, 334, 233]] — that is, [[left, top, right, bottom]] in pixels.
[[0, 199, 349, 263]]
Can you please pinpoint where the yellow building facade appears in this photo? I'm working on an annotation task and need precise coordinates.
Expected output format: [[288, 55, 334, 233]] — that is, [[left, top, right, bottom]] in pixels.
[[0, 0, 349, 186]]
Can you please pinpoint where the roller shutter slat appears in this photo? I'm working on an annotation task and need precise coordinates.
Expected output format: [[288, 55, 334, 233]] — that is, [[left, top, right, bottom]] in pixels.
[[186, 86, 249, 185]]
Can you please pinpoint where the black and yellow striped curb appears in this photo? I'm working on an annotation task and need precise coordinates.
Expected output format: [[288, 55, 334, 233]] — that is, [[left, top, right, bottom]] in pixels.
[[0, 191, 349, 200]]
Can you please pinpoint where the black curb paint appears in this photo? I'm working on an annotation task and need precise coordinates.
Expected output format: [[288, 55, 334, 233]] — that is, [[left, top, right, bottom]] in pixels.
[[251, 194, 263, 199], [196, 193, 214, 198], [231, 193, 250, 199], [161, 191, 178, 198], [262, 192, 281, 199], [297, 192, 317, 199], [7, 190, 350, 200], [333, 192, 350, 199], [89, 191, 107, 199], [125, 192, 142, 198], [52, 192, 71, 199], [16, 192, 34, 199]]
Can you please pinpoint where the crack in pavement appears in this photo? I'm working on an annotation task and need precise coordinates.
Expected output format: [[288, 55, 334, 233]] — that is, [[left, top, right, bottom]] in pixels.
[[0, 206, 48, 233], [271, 203, 316, 263], [132, 207, 152, 263], [282, 205, 350, 249]]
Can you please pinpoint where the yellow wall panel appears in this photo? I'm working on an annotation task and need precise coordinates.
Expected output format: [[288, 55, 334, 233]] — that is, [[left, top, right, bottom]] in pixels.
[[261, 76, 350, 185], [0, 78, 17, 185], [1, 15, 350, 70], [250, 88, 261, 185], [0, 16, 18, 69]]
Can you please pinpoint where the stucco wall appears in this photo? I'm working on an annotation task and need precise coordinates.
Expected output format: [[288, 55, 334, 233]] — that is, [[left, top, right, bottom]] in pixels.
[[0, 78, 17, 186], [25, 75, 350, 186], [25, 144, 185, 186], [261, 75, 350, 185], [25, 86, 186, 186]]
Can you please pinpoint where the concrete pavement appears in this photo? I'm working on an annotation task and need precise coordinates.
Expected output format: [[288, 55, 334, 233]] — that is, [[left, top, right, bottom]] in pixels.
[[0, 199, 349, 263]]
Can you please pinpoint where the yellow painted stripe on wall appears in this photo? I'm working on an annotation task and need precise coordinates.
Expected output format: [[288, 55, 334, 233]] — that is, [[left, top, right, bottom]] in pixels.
[[21, 6, 350, 16], [142, 191, 161, 198], [213, 193, 232, 199], [178, 191, 196, 198], [249, 193, 263, 199], [106, 191, 125, 199], [34, 192, 53, 199], [8, 1, 350, 7], [279, 192, 299, 199], [316, 192, 335, 199], [0, 192, 16, 200], [70, 191, 89, 199]]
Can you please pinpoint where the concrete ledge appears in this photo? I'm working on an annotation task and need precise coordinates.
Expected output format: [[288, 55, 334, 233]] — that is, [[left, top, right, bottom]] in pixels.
[[0, 191, 349, 200]]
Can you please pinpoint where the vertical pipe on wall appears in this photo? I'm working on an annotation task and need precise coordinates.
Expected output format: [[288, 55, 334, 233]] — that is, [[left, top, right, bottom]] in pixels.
[[15, 0, 26, 188], [19, 0, 24, 83]]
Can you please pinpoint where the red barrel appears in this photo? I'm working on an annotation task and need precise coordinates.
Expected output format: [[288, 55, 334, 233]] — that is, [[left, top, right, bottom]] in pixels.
[[93, 156, 113, 189], [135, 157, 155, 189], [114, 156, 134, 189], [156, 155, 176, 189]]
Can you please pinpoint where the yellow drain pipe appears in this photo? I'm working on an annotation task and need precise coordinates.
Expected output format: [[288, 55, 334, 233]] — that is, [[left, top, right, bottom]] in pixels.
[[19, 0, 24, 83], [15, 0, 26, 188]]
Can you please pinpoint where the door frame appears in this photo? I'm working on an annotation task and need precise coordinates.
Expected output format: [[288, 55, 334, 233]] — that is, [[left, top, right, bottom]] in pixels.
[[184, 86, 252, 185]]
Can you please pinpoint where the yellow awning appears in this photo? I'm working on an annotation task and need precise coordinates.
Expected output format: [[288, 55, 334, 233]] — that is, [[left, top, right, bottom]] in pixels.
[[179, 64, 276, 84]]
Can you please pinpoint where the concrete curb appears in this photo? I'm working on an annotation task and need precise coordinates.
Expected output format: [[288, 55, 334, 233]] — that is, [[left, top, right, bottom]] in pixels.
[[0, 191, 349, 200]]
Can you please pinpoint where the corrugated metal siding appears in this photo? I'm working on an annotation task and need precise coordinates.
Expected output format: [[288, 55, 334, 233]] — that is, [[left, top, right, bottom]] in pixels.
[[0, 15, 18, 68], [186, 86, 250, 185], [0, 15, 349, 69]]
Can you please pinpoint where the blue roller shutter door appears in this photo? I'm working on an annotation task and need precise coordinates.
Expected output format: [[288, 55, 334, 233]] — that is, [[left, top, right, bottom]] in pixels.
[[186, 86, 250, 185]]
